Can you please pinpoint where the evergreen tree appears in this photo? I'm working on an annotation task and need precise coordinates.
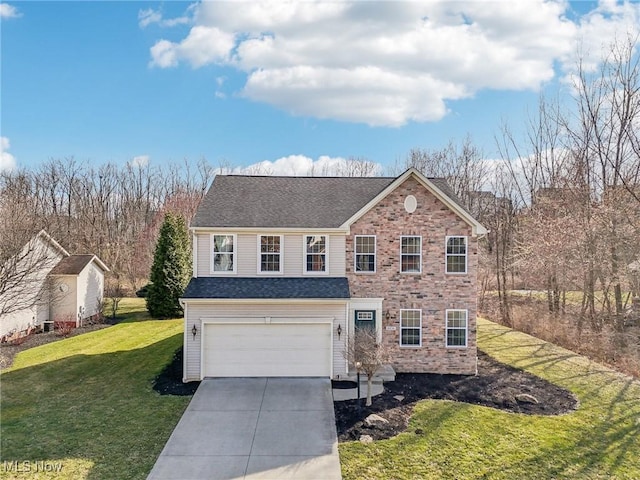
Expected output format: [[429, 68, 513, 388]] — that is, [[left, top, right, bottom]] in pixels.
[[146, 213, 191, 318]]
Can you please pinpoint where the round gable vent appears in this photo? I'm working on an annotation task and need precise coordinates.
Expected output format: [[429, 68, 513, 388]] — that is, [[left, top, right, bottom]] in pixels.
[[404, 195, 417, 213]]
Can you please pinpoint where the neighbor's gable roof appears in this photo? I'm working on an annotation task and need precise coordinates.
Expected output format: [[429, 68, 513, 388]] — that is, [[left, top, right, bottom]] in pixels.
[[49, 254, 109, 276], [191, 169, 486, 235], [34, 230, 70, 258]]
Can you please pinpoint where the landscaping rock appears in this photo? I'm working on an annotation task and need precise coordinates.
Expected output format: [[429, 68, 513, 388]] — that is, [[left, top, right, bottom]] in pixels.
[[393, 395, 405, 402], [359, 435, 373, 444], [364, 414, 389, 427], [516, 393, 539, 404]]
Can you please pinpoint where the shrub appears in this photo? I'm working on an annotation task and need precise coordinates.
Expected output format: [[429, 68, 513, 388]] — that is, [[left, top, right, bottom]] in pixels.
[[146, 213, 191, 318]]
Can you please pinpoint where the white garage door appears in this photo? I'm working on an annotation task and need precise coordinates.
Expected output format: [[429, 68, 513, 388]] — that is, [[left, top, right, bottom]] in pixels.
[[203, 323, 331, 377]]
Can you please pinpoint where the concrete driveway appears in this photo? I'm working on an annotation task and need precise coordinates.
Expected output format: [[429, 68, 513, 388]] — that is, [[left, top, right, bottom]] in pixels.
[[147, 378, 342, 480]]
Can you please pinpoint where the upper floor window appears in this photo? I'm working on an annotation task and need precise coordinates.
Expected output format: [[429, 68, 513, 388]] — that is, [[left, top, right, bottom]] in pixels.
[[259, 235, 282, 273], [400, 236, 422, 273], [400, 309, 422, 346], [305, 235, 327, 273], [446, 309, 468, 347], [446, 236, 467, 274], [355, 235, 376, 273], [212, 234, 236, 273]]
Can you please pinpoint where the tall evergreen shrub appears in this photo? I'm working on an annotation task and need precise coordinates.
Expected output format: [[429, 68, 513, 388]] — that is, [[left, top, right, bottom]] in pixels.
[[146, 213, 191, 318]]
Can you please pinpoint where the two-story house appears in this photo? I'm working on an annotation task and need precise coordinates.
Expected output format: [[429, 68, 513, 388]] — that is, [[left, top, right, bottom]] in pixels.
[[181, 168, 486, 381]]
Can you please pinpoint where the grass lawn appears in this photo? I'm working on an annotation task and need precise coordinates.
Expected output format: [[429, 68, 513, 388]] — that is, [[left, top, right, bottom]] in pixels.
[[339, 318, 640, 480], [0, 298, 190, 479]]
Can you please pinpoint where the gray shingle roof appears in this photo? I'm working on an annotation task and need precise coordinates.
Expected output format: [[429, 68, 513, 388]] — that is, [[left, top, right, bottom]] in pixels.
[[191, 173, 469, 229], [49, 255, 95, 275], [191, 176, 395, 228], [182, 277, 350, 299]]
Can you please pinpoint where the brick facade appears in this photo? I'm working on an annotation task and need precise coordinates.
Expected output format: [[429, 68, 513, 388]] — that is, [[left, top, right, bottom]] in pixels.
[[347, 176, 478, 375]]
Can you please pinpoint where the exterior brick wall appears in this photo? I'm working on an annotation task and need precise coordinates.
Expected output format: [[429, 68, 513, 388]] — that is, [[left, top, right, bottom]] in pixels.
[[347, 176, 478, 374]]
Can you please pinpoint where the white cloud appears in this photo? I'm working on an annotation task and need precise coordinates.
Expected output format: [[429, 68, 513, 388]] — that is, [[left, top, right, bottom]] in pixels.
[[138, 7, 191, 29], [148, 0, 639, 126], [0, 137, 17, 172], [130, 155, 150, 168], [222, 155, 383, 177], [150, 26, 235, 68], [0, 3, 21, 19], [138, 8, 162, 28]]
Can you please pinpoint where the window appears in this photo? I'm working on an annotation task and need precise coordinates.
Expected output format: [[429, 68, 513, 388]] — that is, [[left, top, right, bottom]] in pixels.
[[446, 309, 468, 347], [356, 311, 374, 321], [355, 235, 376, 273], [258, 235, 282, 273], [400, 236, 422, 273], [400, 309, 422, 346], [305, 235, 327, 273], [212, 234, 235, 273], [446, 236, 467, 273]]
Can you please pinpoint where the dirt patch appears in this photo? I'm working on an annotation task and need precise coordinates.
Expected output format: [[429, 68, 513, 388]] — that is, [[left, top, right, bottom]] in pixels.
[[334, 351, 578, 442], [153, 346, 200, 396], [0, 324, 111, 370]]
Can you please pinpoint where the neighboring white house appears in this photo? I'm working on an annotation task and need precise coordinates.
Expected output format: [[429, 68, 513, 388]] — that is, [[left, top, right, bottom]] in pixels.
[[0, 230, 109, 341], [49, 254, 109, 327]]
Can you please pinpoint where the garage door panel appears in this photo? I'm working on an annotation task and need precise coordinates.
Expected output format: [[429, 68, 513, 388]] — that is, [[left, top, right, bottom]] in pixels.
[[204, 323, 331, 377]]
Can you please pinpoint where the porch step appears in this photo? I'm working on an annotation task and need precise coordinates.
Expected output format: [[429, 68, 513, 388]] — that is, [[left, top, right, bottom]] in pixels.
[[342, 364, 395, 383]]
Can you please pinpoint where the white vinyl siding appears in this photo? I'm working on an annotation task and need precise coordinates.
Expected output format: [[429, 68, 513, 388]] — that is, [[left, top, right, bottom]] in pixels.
[[76, 262, 104, 319], [446, 309, 468, 347], [183, 302, 347, 381], [400, 309, 422, 347], [446, 236, 468, 274], [195, 233, 345, 277], [50, 277, 78, 323]]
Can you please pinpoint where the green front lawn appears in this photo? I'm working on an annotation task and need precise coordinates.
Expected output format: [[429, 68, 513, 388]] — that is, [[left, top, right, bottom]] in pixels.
[[339, 318, 640, 479], [1, 299, 189, 479]]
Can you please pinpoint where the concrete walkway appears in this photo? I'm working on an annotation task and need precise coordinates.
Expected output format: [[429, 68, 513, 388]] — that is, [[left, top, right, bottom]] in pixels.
[[147, 378, 342, 480]]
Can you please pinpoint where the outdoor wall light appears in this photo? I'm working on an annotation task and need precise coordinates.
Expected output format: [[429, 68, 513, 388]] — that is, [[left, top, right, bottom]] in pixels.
[[385, 310, 391, 321], [337, 324, 342, 339], [191, 324, 198, 339]]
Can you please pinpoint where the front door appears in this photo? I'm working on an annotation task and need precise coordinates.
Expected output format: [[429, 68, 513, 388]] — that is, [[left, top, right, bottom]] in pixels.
[[354, 310, 376, 332]]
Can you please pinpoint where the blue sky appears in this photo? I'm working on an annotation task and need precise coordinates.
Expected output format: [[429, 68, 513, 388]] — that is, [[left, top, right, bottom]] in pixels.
[[1, 1, 639, 175]]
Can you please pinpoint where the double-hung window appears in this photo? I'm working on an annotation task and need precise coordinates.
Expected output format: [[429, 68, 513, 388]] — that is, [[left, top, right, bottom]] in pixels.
[[354, 235, 376, 273], [446, 309, 468, 347], [400, 236, 422, 273], [400, 309, 422, 346], [259, 235, 282, 273], [212, 234, 236, 273], [446, 236, 467, 274], [305, 235, 327, 273]]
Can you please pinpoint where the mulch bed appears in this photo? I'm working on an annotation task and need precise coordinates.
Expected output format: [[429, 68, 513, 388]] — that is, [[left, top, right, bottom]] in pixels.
[[334, 351, 579, 442], [153, 346, 200, 395]]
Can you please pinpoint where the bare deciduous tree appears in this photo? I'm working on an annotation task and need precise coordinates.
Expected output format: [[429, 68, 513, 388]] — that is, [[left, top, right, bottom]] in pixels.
[[344, 328, 391, 406]]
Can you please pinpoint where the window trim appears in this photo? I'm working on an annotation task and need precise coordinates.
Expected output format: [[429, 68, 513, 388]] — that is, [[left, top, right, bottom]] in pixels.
[[354, 235, 377, 274], [211, 233, 237, 275], [257, 234, 284, 275], [399, 309, 422, 347], [445, 235, 468, 274], [303, 235, 329, 275], [446, 309, 468, 348], [400, 235, 422, 274]]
